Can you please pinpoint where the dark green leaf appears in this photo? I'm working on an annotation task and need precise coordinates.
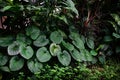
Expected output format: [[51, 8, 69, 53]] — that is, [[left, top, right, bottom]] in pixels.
[[0, 53, 8, 66], [98, 55, 105, 64], [112, 33, 120, 38], [20, 45, 34, 59], [0, 66, 10, 72], [27, 60, 43, 73], [7, 41, 20, 55], [57, 50, 71, 66], [33, 35, 49, 47], [86, 38, 94, 49], [9, 56, 24, 71], [70, 49, 82, 62], [26, 26, 40, 40], [62, 41, 74, 51], [36, 47, 51, 62], [0, 36, 14, 47], [50, 31, 63, 44]]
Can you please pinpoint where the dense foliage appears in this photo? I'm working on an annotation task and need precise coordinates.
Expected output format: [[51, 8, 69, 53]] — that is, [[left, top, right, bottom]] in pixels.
[[0, 0, 120, 79]]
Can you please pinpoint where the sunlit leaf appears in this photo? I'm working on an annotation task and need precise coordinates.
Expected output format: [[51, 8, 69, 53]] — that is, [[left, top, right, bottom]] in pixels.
[[50, 43, 61, 56]]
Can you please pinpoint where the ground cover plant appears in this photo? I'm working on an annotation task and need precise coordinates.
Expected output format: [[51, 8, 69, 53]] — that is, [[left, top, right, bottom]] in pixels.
[[0, 0, 120, 79]]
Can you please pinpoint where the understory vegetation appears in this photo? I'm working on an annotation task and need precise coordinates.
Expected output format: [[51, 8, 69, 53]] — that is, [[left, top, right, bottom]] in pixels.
[[0, 0, 120, 79]]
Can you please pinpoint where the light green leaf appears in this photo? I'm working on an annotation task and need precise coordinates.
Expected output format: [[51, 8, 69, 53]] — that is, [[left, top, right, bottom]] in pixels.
[[90, 50, 98, 56], [70, 49, 82, 62], [27, 60, 43, 73], [49, 43, 61, 56], [62, 41, 74, 51], [33, 35, 49, 47], [111, 14, 120, 22], [9, 56, 24, 71], [57, 50, 71, 66], [50, 31, 63, 44], [20, 45, 34, 59], [7, 41, 20, 55], [2, 6, 12, 12], [26, 26, 40, 40], [36, 47, 51, 62], [0, 53, 8, 66]]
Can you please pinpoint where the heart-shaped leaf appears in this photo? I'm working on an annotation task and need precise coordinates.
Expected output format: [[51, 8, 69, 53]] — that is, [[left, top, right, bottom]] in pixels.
[[62, 41, 74, 51], [9, 56, 24, 71], [36, 47, 51, 62], [8, 41, 20, 55], [70, 49, 82, 62], [27, 59, 43, 73], [33, 35, 49, 47], [50, 31, 63, 44], [0, 35, 14, 47], [26, 26, 40, 40], [20, 45, 34, 59], [0, 53, 8, 66], [50, 43, 61, 56], [57, 50, 71, 66]]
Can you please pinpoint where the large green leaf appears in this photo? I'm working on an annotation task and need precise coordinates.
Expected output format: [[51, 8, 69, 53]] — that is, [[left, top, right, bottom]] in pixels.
[[7, 42, 20, 55], [0, 36, 14, 47], [57, 50, 71, 66], [49, 43, 61, 56], [36, 47, 51, 62], [80, 49, 88, 61], [62, 41, 74, 51], [26, 26, 40, 40], [0, 53, 8, 66], [27, 60, 43, 73], [9, 56, 24, 71], [70, 49, 82, 62], [33, 35, 49, 47], [50, 31, 63, 44], [20, 45, 34, 59]]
